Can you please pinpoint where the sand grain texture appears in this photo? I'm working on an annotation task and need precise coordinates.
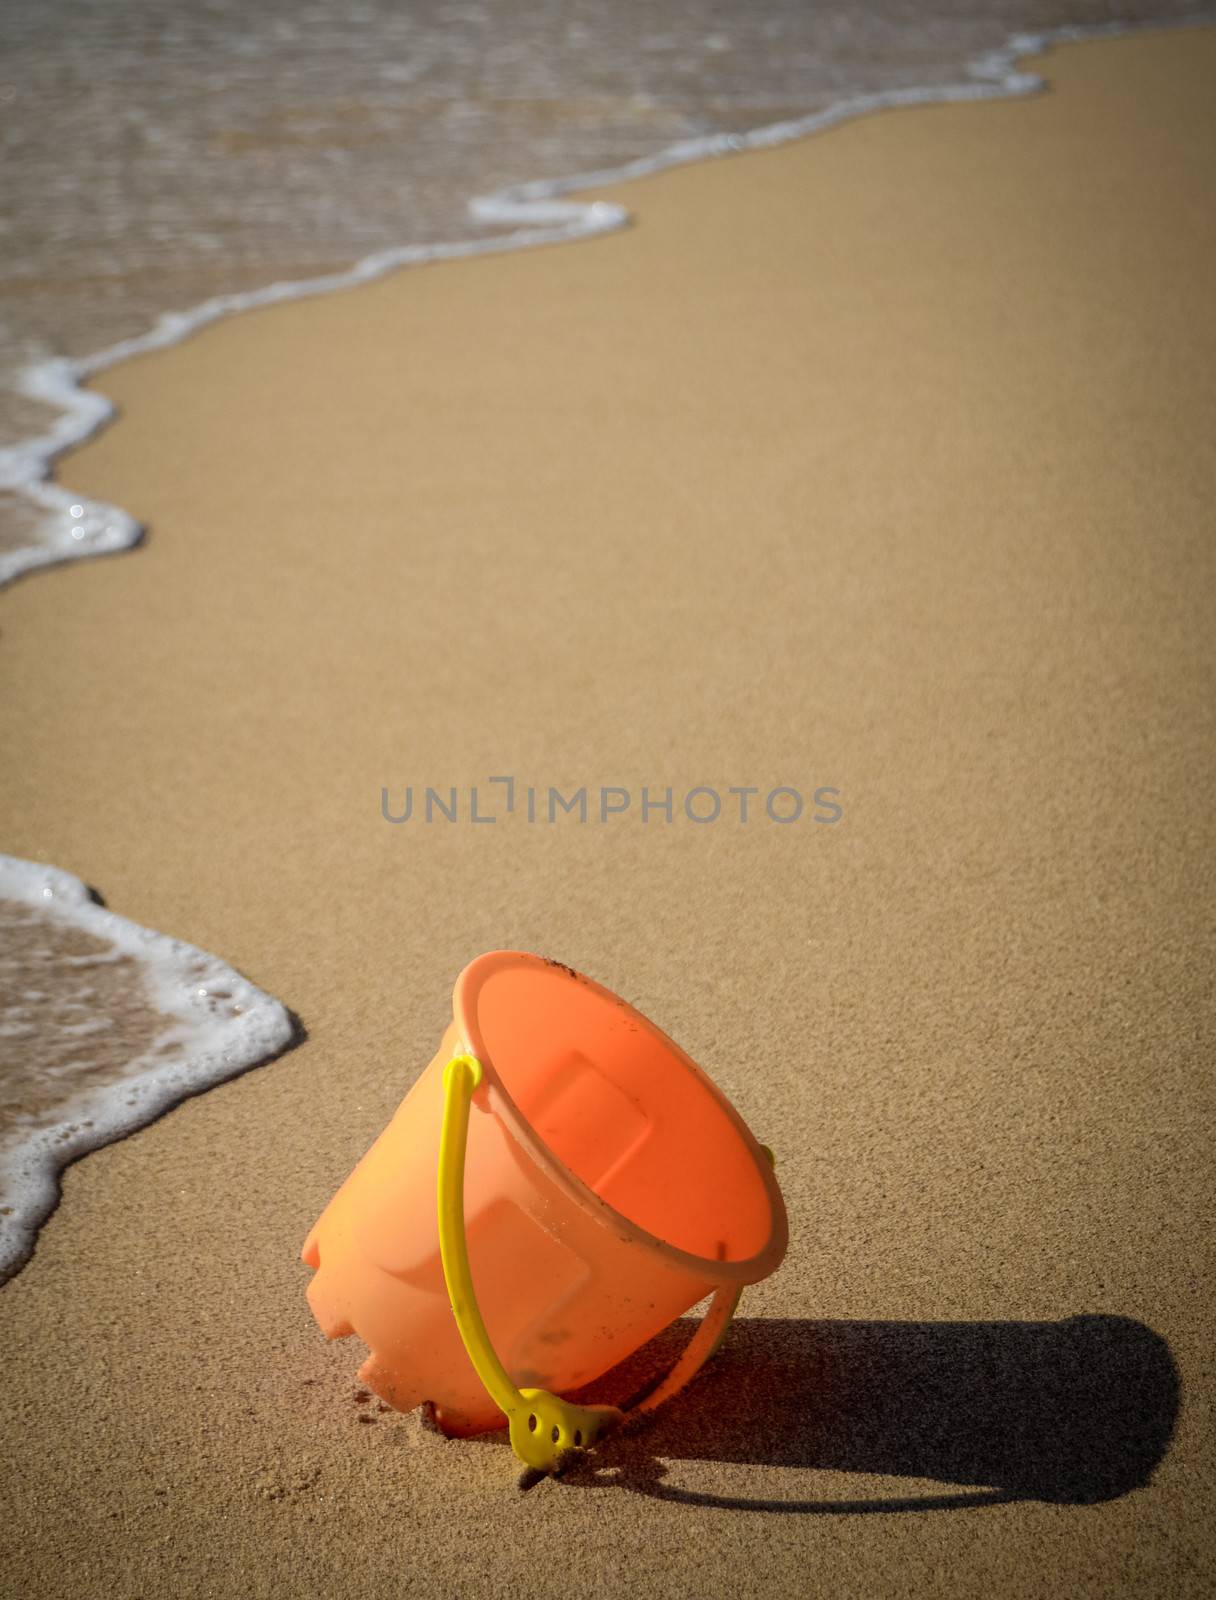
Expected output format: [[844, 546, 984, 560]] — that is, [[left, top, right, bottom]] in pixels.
[[1, 30, 1214, 1599]]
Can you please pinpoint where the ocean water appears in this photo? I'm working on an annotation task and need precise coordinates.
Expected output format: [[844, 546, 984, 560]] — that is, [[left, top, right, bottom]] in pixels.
[[0, 0, 1208, 580], [0, 2, 1209, 1273], [0, 856, 294, 1281]]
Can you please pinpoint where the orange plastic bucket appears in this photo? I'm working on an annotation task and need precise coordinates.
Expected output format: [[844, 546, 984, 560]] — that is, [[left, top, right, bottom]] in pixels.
[[302, 951, 787, 1437]]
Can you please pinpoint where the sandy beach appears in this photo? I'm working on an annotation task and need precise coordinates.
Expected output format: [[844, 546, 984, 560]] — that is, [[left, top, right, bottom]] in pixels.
[[2, 25, 1214, 1597]]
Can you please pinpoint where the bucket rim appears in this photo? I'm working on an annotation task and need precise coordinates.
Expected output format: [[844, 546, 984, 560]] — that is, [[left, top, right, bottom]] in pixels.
[[453, 949, 788, 1287]]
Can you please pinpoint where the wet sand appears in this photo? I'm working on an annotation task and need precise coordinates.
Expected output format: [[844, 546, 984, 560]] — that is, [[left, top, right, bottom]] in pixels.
[[1, 28, 1214, 1599]]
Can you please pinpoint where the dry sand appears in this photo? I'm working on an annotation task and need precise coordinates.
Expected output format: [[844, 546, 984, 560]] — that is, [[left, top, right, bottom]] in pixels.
[[2, 27, 1215, 1599]]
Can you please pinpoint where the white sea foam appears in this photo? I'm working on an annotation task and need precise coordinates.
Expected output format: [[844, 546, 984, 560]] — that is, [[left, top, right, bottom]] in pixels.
[[2, 13, 1212, 590], [0, 855, 295, 1281]]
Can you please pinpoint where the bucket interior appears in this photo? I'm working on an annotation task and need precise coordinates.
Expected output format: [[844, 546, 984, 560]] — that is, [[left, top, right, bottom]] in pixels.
[[469, 961, 775, 1267]]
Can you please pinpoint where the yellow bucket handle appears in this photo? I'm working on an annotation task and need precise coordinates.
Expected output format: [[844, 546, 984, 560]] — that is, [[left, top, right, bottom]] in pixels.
[[437, 1053, 742, 1473]]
